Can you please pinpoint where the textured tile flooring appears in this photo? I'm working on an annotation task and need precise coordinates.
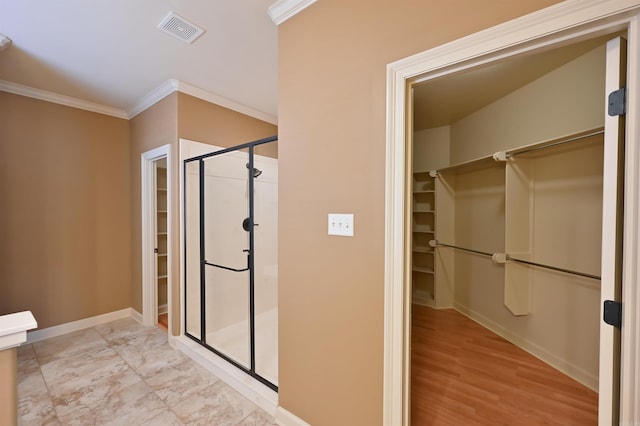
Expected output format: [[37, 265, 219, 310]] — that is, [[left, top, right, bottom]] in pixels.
[[17, 317, 277, 425]]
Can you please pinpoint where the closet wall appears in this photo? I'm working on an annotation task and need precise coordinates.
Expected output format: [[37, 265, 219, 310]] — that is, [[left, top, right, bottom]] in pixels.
[[414, 43, 606, 390]]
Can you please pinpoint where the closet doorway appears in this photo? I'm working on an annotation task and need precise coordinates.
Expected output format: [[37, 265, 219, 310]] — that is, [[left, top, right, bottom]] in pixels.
[[154, 158, 169, 330], [142, 144, 172, 331], [383, 3, 640, 425], [408, 34, 624, 425]]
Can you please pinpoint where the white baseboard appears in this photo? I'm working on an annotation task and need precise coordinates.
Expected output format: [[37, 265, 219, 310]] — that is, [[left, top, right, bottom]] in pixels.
[[453, 302, 598, 391], [27, 308, 140, 344], [130, 308, 143, 324], [275, 407, 311, 426], [173, 335, 278, 415]]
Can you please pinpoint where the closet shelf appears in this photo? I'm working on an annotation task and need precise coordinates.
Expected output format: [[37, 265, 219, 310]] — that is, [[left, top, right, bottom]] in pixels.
[[157, 232, 168, 235], [414, 210, 435, 214], [157, 253, 168, 257], [504, 127, 604, 159], [158, 275, 168, 279], [413, 230, 435, 234], [413, 190, 435, 194], [434, 126, 604, 175], [157, 188, 167, 192], [413, 266, 435, 274], [157, 210, 168, 214]]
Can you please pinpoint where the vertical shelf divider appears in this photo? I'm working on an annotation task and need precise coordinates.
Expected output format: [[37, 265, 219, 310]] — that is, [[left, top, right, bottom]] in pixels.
[[504, 158, 533, 315], [434, 171, 455, 308]]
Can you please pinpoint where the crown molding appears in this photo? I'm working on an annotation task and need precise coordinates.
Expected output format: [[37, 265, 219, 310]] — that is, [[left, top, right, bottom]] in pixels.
[[0, 78, 278, 125], [129, 79, 277, 124], [268, 0, 317, 26], [0, 80, 128, 119], [127, 80, 178, 118], [173, 80, 278, 125]]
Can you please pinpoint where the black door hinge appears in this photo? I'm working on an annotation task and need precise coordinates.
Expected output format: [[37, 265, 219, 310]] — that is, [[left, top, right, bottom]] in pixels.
[[603, 300, 622, 329], [608, 87, 626, 116]]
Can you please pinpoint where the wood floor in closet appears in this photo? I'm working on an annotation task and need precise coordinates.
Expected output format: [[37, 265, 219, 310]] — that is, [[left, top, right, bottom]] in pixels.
[[157, 313, 168, 331], [411, 304, 598, 425]]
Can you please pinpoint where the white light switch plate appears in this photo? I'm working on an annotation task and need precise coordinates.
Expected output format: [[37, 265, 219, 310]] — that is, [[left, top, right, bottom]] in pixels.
[[328, 213, 354, 236]]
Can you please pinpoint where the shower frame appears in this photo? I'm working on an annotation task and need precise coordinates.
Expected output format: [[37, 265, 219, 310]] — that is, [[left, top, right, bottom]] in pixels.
[[183, 135, 278, 392]]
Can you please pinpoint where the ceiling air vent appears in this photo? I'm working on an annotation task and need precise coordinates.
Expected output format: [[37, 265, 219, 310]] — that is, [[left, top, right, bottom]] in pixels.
[[157, 12, 204, 44]]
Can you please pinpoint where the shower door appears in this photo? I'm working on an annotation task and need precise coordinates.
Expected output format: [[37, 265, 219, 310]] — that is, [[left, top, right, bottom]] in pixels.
[[184, 137, 278, 391], [202, 149, 252, 369]]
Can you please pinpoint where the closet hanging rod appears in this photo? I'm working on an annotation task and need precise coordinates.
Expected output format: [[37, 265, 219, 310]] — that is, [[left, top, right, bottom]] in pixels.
[[430, 240, 494, 258], [506, 255, 600, 280], [505, 129, 604, 159]]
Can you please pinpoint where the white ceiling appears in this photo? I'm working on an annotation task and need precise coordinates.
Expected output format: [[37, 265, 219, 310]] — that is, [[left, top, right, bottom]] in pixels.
[[0, 0, 278, 119]]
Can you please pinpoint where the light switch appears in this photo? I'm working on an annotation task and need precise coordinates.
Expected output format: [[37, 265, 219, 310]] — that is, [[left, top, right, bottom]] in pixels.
[[328, 213, 354, 237]]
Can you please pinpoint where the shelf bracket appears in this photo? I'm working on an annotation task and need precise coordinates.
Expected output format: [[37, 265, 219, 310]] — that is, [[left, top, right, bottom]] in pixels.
[[493, 151, 507, 162], [491, 253, 507, 263]]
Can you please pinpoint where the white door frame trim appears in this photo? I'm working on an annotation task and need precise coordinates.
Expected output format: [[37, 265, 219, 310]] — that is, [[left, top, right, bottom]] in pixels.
[[384, 1, 640, 424], [142, 144, 173, 328]]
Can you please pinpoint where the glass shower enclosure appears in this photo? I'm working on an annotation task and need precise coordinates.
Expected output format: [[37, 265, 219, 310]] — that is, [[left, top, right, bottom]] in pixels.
[[184, 136, 278, 390]]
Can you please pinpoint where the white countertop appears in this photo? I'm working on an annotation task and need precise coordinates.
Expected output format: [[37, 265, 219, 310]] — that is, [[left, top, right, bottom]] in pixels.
[[0, 311, 37, 351]]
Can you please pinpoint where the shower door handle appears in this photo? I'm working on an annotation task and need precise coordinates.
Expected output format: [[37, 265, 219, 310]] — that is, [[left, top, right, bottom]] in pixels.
[[242, 218, 260, 231], [204, 260, 249, 273]]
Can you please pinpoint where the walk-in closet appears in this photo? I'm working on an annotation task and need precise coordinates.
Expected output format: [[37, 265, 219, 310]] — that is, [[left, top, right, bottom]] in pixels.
[[410, 33, 625, 424]]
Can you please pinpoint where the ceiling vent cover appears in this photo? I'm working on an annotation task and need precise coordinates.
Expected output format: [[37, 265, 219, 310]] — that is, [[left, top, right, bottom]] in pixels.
[[157, 12, 204, 44]]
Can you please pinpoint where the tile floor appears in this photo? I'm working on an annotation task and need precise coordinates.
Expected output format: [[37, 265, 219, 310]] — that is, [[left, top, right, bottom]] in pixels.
[[17, 317, 277, 425]]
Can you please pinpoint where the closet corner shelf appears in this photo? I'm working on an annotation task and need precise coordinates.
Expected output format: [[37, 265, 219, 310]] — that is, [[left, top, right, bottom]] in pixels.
[[413, 266, 435, 275]]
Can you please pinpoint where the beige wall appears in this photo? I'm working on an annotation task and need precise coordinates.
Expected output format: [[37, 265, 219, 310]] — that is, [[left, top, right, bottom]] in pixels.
[[0, 92, 132, 329], [277, 0, 562, 424]]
